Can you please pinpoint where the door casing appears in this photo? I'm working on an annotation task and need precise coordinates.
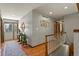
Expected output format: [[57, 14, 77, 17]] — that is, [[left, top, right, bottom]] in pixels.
[[3, 20, 18, 41]]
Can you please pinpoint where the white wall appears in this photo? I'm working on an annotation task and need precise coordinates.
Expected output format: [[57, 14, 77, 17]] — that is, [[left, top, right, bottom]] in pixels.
[[63, 13, 79, 43]]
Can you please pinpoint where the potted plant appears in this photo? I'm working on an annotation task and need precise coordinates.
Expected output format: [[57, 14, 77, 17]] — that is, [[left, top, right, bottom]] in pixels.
[[21, 33, 27, 45]]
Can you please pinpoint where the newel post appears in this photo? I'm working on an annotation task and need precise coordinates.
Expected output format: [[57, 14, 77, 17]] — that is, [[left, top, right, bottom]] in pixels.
[[45, 35, 48, 56]]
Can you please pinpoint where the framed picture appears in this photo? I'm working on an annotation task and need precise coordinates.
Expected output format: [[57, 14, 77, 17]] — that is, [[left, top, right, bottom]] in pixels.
[[40, 20, 49, 28], [20, 22, 25, 31]]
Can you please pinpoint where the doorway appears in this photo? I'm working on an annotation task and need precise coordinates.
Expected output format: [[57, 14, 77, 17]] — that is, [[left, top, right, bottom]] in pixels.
[[4, 21, 18, 41], [54, 21, 64, 36]]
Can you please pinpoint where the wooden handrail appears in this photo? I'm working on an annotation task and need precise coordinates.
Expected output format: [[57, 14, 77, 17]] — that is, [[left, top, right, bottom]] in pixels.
[[45, 34, 55, 56], [45, 34, 54, 37], [46, 32, 66, 37], [45, 35, 48, 56]]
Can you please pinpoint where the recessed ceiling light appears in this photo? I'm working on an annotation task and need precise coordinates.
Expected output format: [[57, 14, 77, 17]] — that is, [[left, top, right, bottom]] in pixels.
[[64, 6, 68, 9], [49, 12, 53, 14]]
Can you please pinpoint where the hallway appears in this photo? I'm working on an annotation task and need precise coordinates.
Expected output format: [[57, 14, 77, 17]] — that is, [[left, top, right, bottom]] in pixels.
[[2, 40, 46, 56], [2, 40, 26, 56], [1, 40, 69, 56], [0, 3, 79, 56]]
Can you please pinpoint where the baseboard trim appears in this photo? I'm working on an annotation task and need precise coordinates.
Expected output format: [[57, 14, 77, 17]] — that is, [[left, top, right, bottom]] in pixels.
[[28, 42, 46, 48]]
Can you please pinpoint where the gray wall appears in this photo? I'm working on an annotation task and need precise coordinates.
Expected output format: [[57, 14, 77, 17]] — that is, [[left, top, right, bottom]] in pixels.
[[19, 10, 79, 47], [32, 10, 54, 46], [0, 16, 1, 48], [19, 11, 33, 45], [20, 10, 54, 47], [63, 13, 79, 43], [74, 32, 79, 56]]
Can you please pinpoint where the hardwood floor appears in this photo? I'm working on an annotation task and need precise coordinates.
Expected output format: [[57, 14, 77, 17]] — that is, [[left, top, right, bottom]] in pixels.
[[21, 43, 46, 56], [69, 43, 74, 56], [1, 40, 72, 56], [20, 41, 71, 56], [1, 40, 46, 56]]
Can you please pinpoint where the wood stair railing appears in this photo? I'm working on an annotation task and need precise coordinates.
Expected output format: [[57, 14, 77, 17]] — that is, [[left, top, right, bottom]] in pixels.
[[45, 32, 69, 56], [45, 34, 54, 56]]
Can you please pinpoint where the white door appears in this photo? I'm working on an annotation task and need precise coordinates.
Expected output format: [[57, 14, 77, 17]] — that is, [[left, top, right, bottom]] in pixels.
[[13, 23, 17, 40], [4, 23, 13, 41]]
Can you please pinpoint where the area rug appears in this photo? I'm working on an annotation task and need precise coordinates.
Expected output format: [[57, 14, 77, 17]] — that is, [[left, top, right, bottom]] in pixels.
[[3, 40, 26, 56]]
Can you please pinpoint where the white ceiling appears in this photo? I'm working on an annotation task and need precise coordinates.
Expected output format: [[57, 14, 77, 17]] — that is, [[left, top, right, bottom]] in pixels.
[[0, 3, 42, 20], [0, 3, 78, 20], [35, 3, 78, 19]]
